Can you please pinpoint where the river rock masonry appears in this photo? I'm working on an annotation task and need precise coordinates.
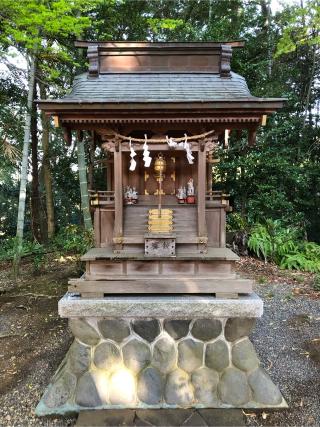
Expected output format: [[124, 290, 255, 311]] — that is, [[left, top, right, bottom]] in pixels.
[[36, 294, 287, 415]]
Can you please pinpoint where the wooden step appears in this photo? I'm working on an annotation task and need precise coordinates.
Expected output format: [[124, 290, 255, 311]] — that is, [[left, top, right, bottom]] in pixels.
[[81, 273, 240, 283], [87, 258, 236, 277], [120, 236, 199, 244], [68, 277, 253, 295]]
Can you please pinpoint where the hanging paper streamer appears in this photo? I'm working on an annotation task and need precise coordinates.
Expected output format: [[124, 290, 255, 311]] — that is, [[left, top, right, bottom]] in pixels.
[[184, 133, 194, 164], [224, 129, 230, 148], [143, 134, 152, 167], [167, 134, 194, 164], [166, 135, 177, 148], [129, 137, 137, 171]]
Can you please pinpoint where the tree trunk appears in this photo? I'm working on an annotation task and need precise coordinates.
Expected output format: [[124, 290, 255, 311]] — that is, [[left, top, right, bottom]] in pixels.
[[302, 45, 316, 128], [13, 55, 37, 274], [30, 83, 43, 242], [87, 131, 95, 191], [77, 132, 93, 230], [260, 0, 272, 78], [39, 83, 55, 238]]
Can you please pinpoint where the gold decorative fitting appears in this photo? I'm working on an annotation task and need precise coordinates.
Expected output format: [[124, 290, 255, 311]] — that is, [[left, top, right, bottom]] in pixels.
[[113, 236, 123, 244], [144, 171, 149, 182], [198, 237, 208, 244], [148, 209, 173, 233], [262, 115, 267, 126], [53, 116, 59, 128]]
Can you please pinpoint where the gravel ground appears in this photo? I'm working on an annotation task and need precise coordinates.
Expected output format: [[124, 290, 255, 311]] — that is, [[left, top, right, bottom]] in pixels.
[[0, 259, 319, 426], [246, 282, 320, 427]]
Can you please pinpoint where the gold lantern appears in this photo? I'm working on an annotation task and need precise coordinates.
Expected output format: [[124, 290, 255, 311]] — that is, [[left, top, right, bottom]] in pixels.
[[154, 153, 166, 182], [149, 153, 173, 227]]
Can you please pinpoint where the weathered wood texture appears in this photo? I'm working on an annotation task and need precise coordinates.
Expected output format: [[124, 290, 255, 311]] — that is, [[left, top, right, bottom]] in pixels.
[[81, 246, 239, 261], [94, 208, 114, 247], [68, 277, 252, 295], [113, 142, 123, 247], [75, 42, 244, 76], [206, 207, 226, 247], [86, 258, 236, 278], [197, 144, 207, 239]]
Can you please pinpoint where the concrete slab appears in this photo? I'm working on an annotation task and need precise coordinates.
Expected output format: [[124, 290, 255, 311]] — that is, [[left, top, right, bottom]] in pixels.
[[75, 409, 246, 426], [198, 409, 245, 426], [59, 293, 263, 319], [76, 409, 135, 426]]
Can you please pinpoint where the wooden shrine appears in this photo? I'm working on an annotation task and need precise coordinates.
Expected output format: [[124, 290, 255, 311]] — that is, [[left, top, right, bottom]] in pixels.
[[39, 41, 284, 298], [36, 41, 287, 417]]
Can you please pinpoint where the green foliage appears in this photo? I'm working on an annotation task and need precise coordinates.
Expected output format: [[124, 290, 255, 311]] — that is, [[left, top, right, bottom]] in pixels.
[[53, 224, 93, 255], [0, 236, 44, 261], [226, 212, 248, 231], [0, 0, 96, 52], [275, 0, 320, 57], [248, 220, 320, 272], [313, 274, 320, 291]]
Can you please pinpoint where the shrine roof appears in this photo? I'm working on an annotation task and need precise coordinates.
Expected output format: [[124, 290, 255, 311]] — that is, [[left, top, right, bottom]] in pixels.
[[37, 41, 285, 116], [55, 72, 252, 103]]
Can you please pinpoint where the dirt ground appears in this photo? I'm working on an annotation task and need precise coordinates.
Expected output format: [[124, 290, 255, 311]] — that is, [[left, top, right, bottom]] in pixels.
[[0, 255, 319, 427]]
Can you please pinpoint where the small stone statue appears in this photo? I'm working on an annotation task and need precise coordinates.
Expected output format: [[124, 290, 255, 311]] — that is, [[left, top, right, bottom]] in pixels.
[[187, 178, 194, 196], [124, 186, 138, 204], [177, 186, 187, 204], [132, 187, 138, 201], [177, 187, 184, 199]]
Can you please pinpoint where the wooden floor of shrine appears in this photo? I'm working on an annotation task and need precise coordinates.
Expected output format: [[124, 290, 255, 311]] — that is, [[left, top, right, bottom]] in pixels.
[[81, 247, 239, 261]]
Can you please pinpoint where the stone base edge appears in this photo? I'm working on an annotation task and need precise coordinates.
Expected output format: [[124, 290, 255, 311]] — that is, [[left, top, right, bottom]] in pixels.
[[59, 293, 263, 319], [36, 399, 288, 417]]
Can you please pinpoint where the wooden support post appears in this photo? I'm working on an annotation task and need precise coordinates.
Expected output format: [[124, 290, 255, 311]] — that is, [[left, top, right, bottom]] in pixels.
[[248, 129, 257, 146], [113, 141, 123, 248], [198, 142, 207, 238], [207, 153, 213, 191], [106, 155, 113, 191]]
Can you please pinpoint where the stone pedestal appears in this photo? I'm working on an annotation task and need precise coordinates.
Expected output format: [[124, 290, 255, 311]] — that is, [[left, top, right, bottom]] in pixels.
[[36, 294, 287, 416]]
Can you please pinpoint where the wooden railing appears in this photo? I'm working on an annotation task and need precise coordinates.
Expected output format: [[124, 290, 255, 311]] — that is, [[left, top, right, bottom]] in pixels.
[[206, 190, 230, 206], [89, 190, 115, 207]]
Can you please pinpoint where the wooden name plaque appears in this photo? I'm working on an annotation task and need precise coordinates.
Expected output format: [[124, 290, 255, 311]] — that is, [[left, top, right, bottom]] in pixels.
[[145, 233, 176, 257]]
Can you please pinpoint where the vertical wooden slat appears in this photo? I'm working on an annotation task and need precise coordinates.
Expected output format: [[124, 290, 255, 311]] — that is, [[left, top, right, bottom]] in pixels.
[[113, 142, 123, 246], [198, 142, 206, 238], [220, 208, 226, 247], [106, 158, 112, 191], [94, 208, 101, 247]]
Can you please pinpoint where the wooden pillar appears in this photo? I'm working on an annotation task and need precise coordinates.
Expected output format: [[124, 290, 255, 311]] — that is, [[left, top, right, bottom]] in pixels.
[[113, 141, 123, 246], [106, 158, 112, 191], [248, 128, 257, 146], [207, 152, 213, 191], [198, 142, 207, 238]]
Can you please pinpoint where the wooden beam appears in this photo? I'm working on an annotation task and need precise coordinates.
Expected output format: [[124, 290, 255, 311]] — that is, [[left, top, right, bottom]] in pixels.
[[68, 278, 252, 294], [198, 142, 207, 238]]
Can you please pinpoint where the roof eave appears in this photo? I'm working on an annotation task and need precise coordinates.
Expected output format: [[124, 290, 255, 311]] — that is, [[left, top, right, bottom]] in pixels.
[[37, 98, 287, 113]]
